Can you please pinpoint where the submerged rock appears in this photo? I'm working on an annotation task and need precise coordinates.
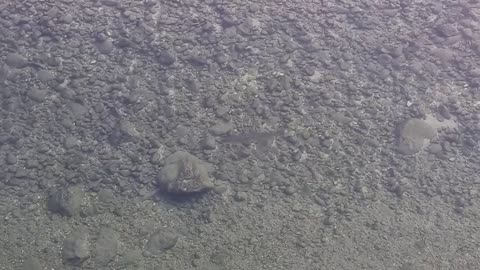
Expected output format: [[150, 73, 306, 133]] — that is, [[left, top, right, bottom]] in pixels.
[[157, 151, 214, 194], [396, 118, 437, 155], [143, 229, 178, 257], [5, 53, 28, 68], [62, 227, 90, 266], [95, 227, 118, 266], [47, 186, 84, 217]]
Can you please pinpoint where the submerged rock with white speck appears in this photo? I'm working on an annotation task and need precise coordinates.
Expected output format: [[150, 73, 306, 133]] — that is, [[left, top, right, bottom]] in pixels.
[[157, 151, 214, 194], [396, 118, 437, 155]]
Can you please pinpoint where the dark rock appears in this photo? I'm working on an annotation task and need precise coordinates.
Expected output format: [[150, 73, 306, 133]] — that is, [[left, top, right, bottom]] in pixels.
[[157, 50, 176, 65], [47, 186, 84, 217], [438, 104, 451, 119], [117, 37, 135, 48], [100, 0, 119, 6], [436, 24, 459, 37], [202, 134, 217, 150], [96, 39, 114, 55], [188, 55, 208, 66]]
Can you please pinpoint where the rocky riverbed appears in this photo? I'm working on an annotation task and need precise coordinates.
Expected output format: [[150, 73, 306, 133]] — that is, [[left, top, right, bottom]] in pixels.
[[0, 0, 479, 269]]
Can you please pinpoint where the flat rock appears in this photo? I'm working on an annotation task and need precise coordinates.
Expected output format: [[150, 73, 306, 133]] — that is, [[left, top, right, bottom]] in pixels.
[[21, 257, 42, 270], [37, 69, 55, 82], [209, 121, 233, 136]]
